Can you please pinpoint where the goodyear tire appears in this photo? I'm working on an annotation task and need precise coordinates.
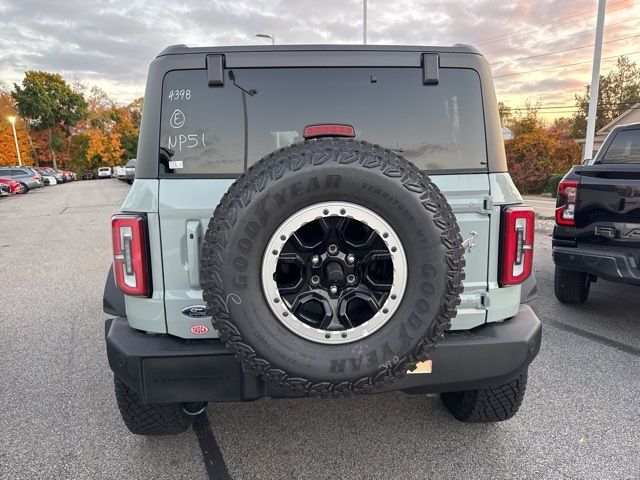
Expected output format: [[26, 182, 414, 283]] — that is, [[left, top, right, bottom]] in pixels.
[[114, 377, 192, 435], [201, 138, 465, 396]]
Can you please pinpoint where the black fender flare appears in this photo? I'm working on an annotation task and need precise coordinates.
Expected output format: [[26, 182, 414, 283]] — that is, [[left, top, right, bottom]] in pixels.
[[103, 264, 126, 317]]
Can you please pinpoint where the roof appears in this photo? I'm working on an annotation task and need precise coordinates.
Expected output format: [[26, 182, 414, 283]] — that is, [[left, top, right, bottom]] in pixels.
[[596, 102, 640, 134], [158, 43, 482, 57]]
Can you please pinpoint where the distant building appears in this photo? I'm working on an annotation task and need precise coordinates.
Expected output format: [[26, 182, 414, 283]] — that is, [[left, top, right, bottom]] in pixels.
[[578, 102, 640, 158], [502, 126, 513, 140]]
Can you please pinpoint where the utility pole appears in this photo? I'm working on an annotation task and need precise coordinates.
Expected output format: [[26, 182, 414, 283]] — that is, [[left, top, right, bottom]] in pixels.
[[584, 0, 607, 161], [363, 0, 368, 44]]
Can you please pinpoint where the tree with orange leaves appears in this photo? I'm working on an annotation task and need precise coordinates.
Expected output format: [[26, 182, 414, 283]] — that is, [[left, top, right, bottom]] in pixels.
[[0, 87, 34, 167]]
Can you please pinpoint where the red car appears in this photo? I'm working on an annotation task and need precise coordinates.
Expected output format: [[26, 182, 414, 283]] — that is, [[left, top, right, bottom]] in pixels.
[[0, 177, 26, 194]]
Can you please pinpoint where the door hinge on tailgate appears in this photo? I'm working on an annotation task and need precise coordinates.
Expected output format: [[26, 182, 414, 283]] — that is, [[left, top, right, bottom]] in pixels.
[[461, 292, 490, 310], [481, 196, 494, 214], [449, 195, 494, 215]]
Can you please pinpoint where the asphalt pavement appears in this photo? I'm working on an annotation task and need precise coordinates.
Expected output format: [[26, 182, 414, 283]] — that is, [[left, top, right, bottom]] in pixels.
[[1, 180, 638, 480], [523, 195, 556, 218]]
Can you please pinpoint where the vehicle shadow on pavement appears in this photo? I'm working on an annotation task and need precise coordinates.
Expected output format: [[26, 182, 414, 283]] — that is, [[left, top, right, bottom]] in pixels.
[[206, 393, 511, 479]]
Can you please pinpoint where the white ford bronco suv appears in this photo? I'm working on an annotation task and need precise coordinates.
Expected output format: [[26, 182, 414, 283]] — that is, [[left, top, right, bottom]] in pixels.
[[103, 44, 541, 435]]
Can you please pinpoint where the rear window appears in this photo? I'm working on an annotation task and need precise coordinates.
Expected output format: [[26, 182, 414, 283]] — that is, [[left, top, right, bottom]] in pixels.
[[602, 129, 640, 164], [160, 67, 487, 175]]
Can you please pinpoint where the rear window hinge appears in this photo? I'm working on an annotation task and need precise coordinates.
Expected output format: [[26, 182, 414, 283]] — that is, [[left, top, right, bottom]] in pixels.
[[207, 54, 225, 87], [421, 53, 440, 85]]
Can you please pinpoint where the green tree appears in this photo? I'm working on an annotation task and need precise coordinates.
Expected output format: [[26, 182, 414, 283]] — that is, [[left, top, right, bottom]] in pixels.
[[116, 97, 143, 161], [12, 71, 88, 169], [498, 101, 512, 125], [571, 56, 640, 138]]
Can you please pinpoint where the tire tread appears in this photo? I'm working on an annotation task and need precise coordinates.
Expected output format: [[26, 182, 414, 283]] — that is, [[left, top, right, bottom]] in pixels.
[[201, 138, 466, 397], [113, 377, 191, 435], [441, 372, 528, 422]]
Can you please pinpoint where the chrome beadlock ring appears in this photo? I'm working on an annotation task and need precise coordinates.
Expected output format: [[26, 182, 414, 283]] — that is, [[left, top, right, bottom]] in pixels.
[[261, 201, 407, 345]]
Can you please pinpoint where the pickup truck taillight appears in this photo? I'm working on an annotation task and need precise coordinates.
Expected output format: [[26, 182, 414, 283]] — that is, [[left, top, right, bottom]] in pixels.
[[111, 214, 150, 296], [500, 206, 534, 286], [555, 179, 579, 226]]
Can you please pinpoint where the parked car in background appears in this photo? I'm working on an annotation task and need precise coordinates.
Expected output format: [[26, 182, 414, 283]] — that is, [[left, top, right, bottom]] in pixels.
[[113, 166, 125, 179], [61, 170, 75, 182], [21, 167, 44, 186], [553, 122, 640, 303], [32, 167, 57, 186], [0, 167, 44, 192], [82, 172, 94, 180], [0, 177, 26, 194], [124, 158, 135, 184], [39, 167, 65, 183], [0, 183, 9, 197], [98, 167, 112, 179]]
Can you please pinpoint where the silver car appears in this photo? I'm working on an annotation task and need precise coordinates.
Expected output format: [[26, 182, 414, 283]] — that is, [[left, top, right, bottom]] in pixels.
[[0, 167, 44, 192]]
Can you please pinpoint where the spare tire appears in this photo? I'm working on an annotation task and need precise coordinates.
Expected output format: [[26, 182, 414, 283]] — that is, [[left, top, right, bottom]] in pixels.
[[201, 138, 464, 396]]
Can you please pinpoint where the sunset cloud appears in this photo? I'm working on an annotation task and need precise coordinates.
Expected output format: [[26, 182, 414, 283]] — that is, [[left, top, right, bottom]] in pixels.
[[1, 0, 639, 119]]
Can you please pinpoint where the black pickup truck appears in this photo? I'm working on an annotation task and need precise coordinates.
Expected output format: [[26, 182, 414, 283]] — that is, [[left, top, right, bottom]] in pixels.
[[553, 123, 640, 303]]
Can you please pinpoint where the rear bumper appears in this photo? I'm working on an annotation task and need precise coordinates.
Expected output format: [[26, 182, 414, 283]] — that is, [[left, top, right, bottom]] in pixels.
[[553, 245, 640, 285], [106, 305, 541, 403]]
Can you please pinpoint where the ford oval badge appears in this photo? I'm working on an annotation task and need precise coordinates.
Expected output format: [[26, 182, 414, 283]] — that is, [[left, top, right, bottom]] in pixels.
[[181, 305, 210, 318]]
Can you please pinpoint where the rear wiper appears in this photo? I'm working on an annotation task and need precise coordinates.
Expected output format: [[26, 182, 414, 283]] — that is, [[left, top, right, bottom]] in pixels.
[[228, 70, 257, 96]]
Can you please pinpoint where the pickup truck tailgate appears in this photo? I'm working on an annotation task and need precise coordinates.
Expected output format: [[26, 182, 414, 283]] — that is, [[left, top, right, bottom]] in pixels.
[[576, 163, 640, 249]]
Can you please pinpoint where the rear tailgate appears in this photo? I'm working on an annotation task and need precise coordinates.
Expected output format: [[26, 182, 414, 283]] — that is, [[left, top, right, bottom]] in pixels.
[[577, 164, 640, 247], [576, 126, 640, 260]]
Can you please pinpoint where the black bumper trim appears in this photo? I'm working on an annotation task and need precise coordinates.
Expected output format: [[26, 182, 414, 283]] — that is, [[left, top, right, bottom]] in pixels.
[[553, 245, 640, 285], [106, 305, 541, 403]]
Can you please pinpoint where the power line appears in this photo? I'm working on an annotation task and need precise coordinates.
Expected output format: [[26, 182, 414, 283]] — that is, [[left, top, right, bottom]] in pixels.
[[492, 50, 640, 78], [474, 0, 637, 46], [483, 15, 640, 56], [490, 32, 640, 66]]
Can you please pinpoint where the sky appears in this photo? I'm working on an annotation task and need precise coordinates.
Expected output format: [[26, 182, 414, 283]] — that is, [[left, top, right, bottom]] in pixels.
[[1, 0, 640, 121]]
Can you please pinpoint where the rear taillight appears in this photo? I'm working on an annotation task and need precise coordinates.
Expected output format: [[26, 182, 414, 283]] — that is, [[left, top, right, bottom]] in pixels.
[[500, 206, 535, 286], [111, 214, 150, 296], [555, 179, 579, 226], [303, 124, 355, 139]]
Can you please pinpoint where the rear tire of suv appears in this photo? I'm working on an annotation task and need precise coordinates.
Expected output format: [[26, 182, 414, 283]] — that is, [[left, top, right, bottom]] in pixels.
[[19, 182, 29, 193], [441, 371, 528, 422], [113, 377, 193, 435], [554, 266, 590, 304]]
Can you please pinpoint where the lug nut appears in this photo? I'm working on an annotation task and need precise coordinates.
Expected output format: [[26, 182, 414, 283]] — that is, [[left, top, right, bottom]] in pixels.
[[346, 254, 355, 265], [347, 274, 357, 285], [311, 275, 320, 285], [311, 255, 320, 265], [327, 244, 339, 256], [329, 285, 338, 295]]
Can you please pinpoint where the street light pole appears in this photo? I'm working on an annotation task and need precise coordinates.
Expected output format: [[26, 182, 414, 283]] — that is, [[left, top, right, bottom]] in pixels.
[[584, 0, 607, 161], [7, 115, 23, 167], [255, 33, 275, 45], [363, 0, 367, 44]]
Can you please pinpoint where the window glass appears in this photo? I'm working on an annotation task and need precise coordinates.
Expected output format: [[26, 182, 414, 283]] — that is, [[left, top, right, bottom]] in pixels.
[[160, 67, 487, 174], [603, 129, 640, 164]]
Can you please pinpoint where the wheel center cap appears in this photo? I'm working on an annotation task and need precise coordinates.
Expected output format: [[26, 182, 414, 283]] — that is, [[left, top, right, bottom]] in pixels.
[[324, 261, 345, 284]]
